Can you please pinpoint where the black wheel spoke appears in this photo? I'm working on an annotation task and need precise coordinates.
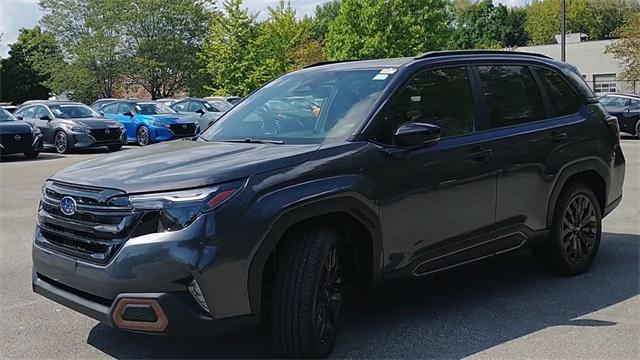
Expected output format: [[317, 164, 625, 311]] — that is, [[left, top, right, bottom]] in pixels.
[[561, 194, 598, 265]]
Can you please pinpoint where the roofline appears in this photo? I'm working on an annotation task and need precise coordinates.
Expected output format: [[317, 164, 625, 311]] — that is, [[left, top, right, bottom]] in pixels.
[[416, 50, 552, 60]]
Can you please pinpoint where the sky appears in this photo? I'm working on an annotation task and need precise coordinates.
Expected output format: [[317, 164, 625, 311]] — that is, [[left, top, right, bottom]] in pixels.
[[0, 0, 529, 58]]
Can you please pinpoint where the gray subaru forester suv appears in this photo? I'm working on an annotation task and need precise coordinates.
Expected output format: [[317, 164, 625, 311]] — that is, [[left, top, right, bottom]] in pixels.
[[33, 51, 625, 358]]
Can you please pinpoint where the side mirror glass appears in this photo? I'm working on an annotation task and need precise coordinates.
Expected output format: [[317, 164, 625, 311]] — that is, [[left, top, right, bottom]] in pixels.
[[123, 111, 134, 117], [394, 122, 441, 148]]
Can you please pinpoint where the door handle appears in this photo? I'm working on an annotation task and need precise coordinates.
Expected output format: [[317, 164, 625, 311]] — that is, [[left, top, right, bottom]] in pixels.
[[470, 149, 493, 161], [550, 132, 567, 143]]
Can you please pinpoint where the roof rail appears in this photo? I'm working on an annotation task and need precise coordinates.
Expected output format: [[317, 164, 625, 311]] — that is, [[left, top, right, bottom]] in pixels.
[[303, 59, 360, 69], [416, 50, 552, 60]]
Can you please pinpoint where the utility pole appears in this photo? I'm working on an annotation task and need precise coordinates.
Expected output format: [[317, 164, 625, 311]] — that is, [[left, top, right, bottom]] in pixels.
[[561, 0, 566, 62]]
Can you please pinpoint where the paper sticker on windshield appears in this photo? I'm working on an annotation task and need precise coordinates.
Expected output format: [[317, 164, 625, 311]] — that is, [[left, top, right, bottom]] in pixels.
[[372, 74, 389, 81], [380, 68, 397, 74], [135, 105, 142, 111]]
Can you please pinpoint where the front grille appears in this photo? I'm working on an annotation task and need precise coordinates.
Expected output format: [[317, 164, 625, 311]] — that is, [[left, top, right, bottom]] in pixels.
[[37, 181, 142, 264], [90, 128, 121, 141], [169, 123, 197, 136], [0, 132, 33, 152]]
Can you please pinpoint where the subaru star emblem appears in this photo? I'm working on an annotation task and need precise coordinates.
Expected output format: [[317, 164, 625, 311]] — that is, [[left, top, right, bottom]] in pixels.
[[14, 134, 21, 141], [104, 128, 111, 134], [59, 196, 77, 216]]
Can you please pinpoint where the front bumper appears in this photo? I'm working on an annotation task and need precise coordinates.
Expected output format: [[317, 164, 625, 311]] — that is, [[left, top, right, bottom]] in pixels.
[[148, 124, 198, 142], [69, 130, 126, 149], [32, 199, 264, 336], [0, 133, 43, 155]]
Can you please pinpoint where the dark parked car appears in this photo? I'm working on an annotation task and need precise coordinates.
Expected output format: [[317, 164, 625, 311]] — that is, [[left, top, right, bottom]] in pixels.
[[90, 98, 118, 111], [32, 51, 625, 358], [600, 93, 640, 138], [171, 97, 227, 131], [14, 101, 126, 154], [99, 100, 199, 145], [0, 107, 43, 158]]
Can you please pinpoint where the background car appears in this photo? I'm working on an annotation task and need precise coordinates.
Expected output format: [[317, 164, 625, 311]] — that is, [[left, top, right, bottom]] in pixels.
[[204, 96, 240, 107], [600, 93, 640, 138], [14, 101, 125, 154], [0, 102, 18, 113], [171, 97, 227, 131], [100, 100, 199, 146], [90, 98, 118, 111], [0, 107, 43, 158], [157, 98, 180, 106]]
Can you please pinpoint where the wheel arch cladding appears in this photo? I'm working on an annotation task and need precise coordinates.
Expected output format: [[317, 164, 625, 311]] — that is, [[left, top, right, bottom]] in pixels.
[[247, 197, 382, 315], [548, 166, 607, 227]]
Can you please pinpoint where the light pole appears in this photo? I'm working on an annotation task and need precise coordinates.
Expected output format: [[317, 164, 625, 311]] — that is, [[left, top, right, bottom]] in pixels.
[[561, 0, 566, 62]]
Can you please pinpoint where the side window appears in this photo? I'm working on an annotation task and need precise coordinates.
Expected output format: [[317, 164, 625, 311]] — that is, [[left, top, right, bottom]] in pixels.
[[101, 103, 118, 114], [35, 106, 49, 119], [477, 65, 546, 128], [173, 101, 188, 112], [22, 106, 36, 119], [535, 67, 582, 116], [118, 102, 134, 114], [187, 101, 203, 112], [376, 67, 475, 143]]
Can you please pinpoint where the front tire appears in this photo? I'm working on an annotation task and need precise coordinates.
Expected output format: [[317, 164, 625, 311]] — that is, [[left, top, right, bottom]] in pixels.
[[534, 183, 602, 275], [136, 126, 150, 146], [271, 227, 343, 358], [54, 131, 70, 154], [635, 119, 640, 139]]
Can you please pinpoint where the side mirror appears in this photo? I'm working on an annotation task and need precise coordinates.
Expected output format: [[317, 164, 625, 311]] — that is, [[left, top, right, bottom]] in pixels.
[[123, 111, 134, 117], [99, 111, 105, 116], [195, 108, 205, 115], [394, 122, 441, 148], [17, 115, 23, 120], [39, 115, 51, 121]]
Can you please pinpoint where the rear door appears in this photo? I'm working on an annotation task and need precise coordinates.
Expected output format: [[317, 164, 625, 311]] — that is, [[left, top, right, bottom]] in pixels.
[[474, 63, 586, 238], [370, 65, 498, 275]]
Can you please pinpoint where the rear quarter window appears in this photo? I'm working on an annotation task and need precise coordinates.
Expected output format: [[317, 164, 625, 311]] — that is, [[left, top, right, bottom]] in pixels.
[[535, 67, 582, 116]]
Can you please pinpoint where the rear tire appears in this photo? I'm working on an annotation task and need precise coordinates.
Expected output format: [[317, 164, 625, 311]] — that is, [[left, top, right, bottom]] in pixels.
[[534, 183, 602, 275], [271, 227, 343, 358]]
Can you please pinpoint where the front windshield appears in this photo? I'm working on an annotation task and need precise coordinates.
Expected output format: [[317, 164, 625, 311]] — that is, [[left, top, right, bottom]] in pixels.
[[200, 69, 393, 144], [0, 108, 16, 121], [49, 104, 99, 119], [135, 102, 177, 115]]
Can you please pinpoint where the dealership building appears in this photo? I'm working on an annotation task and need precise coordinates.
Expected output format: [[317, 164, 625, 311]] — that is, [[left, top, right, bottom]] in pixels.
[[515, 33, 638, 95]]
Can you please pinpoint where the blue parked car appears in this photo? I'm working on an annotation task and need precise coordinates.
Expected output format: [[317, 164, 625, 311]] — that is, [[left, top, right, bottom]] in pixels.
[[100, 100, 199, 146]]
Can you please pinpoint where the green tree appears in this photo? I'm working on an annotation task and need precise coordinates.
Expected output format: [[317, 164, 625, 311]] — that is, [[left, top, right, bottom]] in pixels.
[[452, 0, 528, 49], [607, 12, 640, 80], [309, 0, 341, 42], [201, 0, 261, 96], [40, 0, 127, 99], [254, 1, 309, 81], [121, 0, 212, 99], [526, 0, 639, 45], [0, 27, 61, 103], [326, 0, 452, 60]]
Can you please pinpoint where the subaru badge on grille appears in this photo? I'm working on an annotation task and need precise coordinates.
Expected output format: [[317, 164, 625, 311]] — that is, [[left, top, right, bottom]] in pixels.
[[59, 196, 77, 216]]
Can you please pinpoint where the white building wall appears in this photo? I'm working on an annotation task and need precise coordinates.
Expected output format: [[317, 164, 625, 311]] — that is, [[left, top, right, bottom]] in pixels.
[[516, 40, 639, 95]]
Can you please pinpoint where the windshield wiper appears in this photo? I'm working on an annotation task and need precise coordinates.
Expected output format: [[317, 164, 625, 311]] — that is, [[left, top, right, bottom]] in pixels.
[[219, 138, 285, 144]]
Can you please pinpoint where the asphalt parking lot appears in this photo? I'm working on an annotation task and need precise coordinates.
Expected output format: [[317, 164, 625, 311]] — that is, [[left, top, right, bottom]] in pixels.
[[1, 139, 638, 359]]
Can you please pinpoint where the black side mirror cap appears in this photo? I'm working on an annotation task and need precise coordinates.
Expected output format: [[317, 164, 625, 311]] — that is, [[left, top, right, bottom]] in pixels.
[[123, 111, 134, 117], [39, 115, 51, 121], [17, 116, 23, 120], [394, 122, 441, 148], [195, 108, 205, 115]]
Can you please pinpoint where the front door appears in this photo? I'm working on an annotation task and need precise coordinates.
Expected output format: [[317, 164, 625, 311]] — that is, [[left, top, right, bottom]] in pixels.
[[370, 66, 498, 276], [116, 102, 136, 141], [34, 106, 55, 143]]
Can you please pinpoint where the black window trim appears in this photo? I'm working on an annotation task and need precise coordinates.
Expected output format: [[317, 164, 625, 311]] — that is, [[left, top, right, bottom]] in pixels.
[[366, 63, 480, 147]]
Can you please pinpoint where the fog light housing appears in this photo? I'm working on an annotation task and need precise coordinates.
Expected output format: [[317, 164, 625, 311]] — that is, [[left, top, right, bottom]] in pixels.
[[188, 279, 209, 313]]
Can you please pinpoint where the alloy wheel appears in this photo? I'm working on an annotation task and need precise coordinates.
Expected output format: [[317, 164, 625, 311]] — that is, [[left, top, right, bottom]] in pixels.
[[55, 132, 67, 153], [315, 246, 342, 348], [561, 194, 597, 264], [137, 126, 149, 146]]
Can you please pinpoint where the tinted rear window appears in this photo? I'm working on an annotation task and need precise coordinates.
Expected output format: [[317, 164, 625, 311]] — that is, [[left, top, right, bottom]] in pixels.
[[535, 67, 582, 116], [477, 65, 546, 128]]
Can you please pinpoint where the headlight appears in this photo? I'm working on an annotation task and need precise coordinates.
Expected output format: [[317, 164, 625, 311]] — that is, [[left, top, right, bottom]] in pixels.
[[30, 124, 41, 135], [128, 179, 246, 233], [149, 120, 170, 128], [64, 124, 88, 133]]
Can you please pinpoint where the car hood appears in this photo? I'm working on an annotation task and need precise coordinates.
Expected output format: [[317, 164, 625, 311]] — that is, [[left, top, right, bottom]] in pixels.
[[51, 139, 320, 193], [59, 117, 123, 128], [139, 114, 197, 123], [0, 121, 33, 134]]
